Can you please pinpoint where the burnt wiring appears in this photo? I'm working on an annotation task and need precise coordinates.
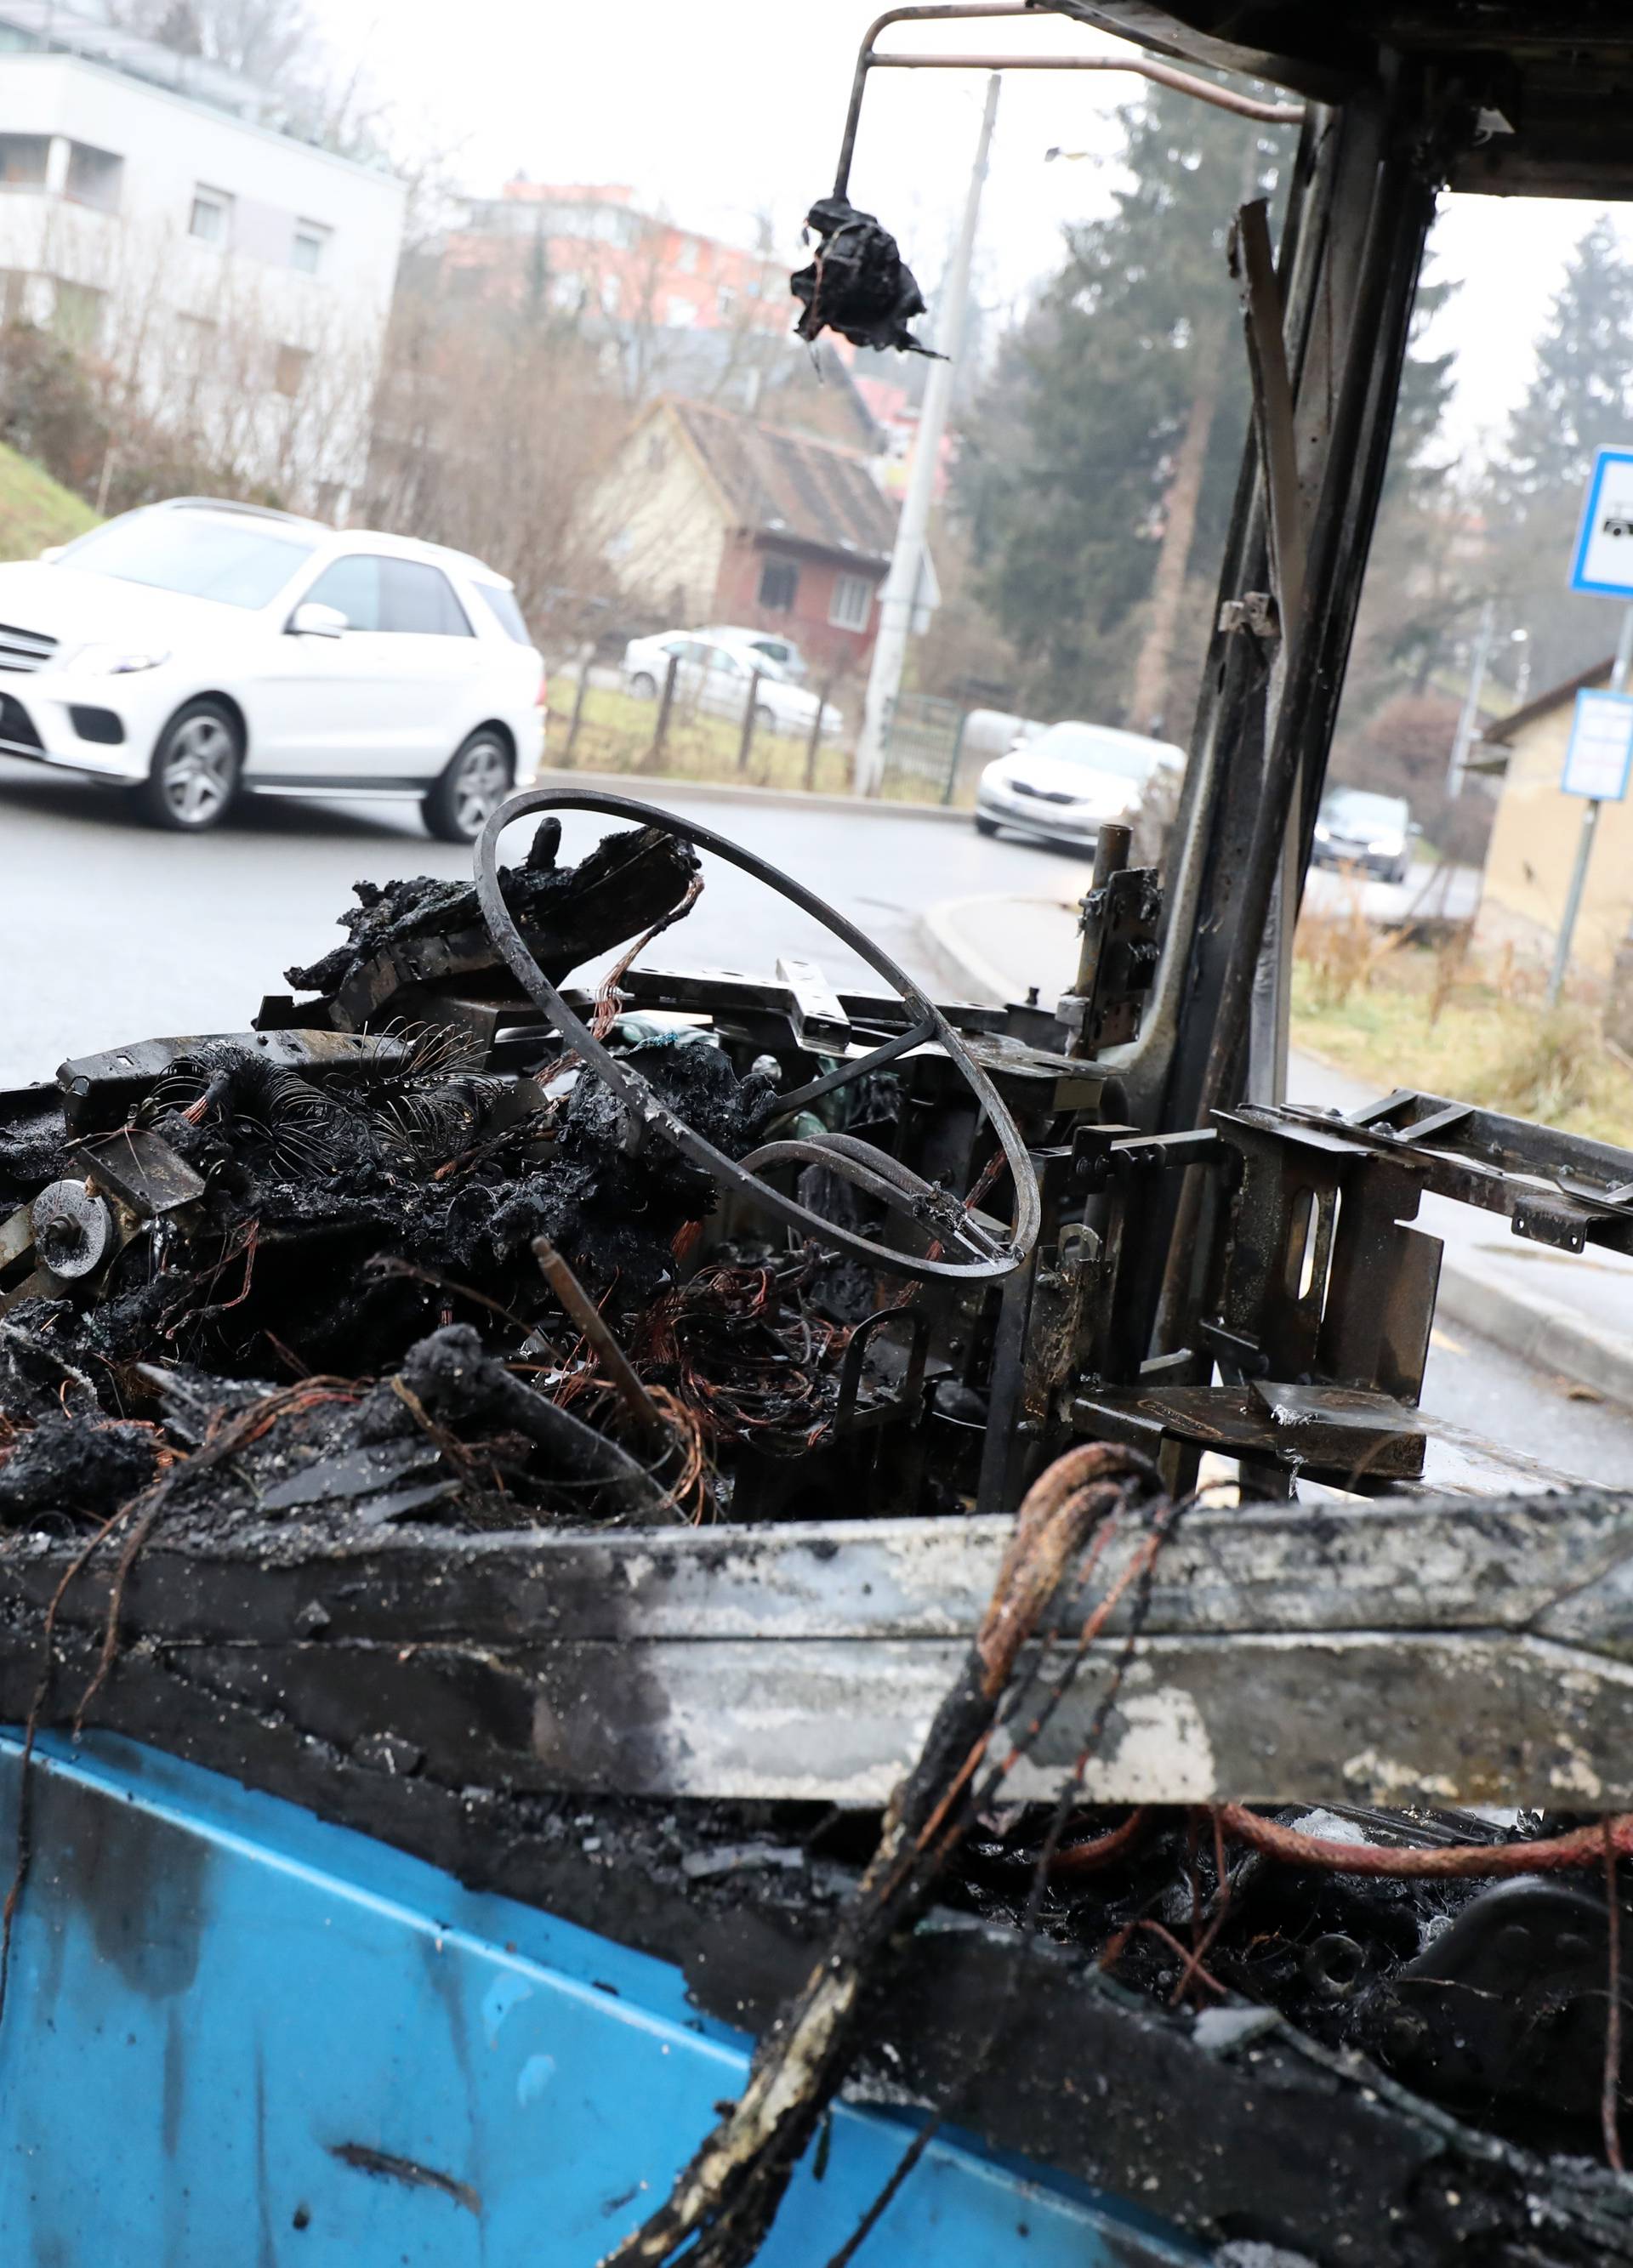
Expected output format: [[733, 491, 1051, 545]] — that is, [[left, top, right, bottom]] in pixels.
[[631, 1254, 850, 1454], [600, 1442, 1172, 2268]]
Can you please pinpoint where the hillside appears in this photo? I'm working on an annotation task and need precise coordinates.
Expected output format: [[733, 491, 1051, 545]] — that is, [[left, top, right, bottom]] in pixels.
[[0, 443, 96, 560]]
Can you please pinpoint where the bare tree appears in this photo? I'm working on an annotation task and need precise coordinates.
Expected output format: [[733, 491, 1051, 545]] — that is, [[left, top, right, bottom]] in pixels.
[[363, 289, 630, 645], [104, 0, 392, 158]]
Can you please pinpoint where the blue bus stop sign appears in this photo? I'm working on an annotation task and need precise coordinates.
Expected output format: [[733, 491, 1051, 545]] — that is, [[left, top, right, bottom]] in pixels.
[[1569, 446, 1633, 596]]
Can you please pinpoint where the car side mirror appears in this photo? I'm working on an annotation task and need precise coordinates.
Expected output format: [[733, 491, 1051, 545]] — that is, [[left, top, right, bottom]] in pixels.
[[288, 600, 347, 639]]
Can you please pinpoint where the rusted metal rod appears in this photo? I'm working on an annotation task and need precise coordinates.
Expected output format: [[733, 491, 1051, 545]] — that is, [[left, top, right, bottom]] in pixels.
[[737, 669, 762, 775], [647, 650, 679, 772], [805, 679, 833, 789], [834, 3, 1304, 198], [532, 1235, 668, 1443], [868, 53, 1307, 112], [563, 642, 594, 765]]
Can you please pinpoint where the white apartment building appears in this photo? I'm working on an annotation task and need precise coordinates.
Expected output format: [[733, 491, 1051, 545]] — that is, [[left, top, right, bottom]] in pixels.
[[0, 3, 406, 509]]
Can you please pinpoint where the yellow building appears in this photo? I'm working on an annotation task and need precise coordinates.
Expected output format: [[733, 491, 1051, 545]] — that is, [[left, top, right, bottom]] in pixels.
[[1474, 654, 1633, 980]]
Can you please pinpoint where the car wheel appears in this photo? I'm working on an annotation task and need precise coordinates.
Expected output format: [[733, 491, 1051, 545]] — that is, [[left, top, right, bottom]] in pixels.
[[134, 699, 242, 832], [423, 730, 513, 844], [975, 814, 999, 838], [629, 671, 657, 700], [754, 703, 777, 733]]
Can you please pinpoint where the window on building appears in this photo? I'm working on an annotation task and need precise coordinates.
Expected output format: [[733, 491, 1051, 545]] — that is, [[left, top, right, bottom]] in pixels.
[[378, 559, 473, 636], [674, 238, 698, 274], [758, 558, 799, 613], [829, 571, 873, 632], [65, 143, 122, 213], [600, 274, 620, 315], [0, 135, 48, 189], [189, 187, 230, 245], [665, 297, 697, 328], [716, 286, 737, 322], [549, 272, 584, 312], [273, 344, 310, 398], [291, 221, 329, 276], [50, 280, 104, 350]]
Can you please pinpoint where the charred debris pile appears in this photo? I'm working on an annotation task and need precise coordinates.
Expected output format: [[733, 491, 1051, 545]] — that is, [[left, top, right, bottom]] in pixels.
[[0, 816, 854, 1537], [3, 799, 1633, 2246]]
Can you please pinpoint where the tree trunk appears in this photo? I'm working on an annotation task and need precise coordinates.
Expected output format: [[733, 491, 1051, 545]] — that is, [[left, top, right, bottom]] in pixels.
[[1127, 340, 1223, 737]]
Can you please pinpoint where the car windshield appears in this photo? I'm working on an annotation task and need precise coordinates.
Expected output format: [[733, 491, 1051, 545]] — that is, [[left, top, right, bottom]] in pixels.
[[1324, 788, 1408, 835], [1026, 723, 1162, 782], [57, 512, 318, 609]]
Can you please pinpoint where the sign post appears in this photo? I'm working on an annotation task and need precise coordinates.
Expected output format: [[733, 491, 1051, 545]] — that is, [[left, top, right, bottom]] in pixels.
[[1547, 452, 1633, 1006]]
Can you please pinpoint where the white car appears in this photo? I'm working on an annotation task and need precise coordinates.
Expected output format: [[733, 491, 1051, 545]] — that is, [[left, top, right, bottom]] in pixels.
[[0, 497, 545, 838], [697, 623, 811, 684], [976, 719, 1185, 850], [621, 632, 842, 740]]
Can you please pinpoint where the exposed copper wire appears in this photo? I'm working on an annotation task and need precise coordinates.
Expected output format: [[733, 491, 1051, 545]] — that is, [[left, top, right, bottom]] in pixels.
[[1049, 1806, 1153, 1877], [1215, 1803, 1633, 1878]]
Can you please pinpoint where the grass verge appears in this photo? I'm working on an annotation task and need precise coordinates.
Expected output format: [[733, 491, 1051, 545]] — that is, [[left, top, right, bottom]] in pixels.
[[0, 442, 96, 560], [546, 680, 970, 806], [1292, 907, 1633, 1146]]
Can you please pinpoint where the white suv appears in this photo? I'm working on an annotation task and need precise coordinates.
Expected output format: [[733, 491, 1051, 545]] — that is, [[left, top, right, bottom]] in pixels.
[[0, 498, 545, 838]]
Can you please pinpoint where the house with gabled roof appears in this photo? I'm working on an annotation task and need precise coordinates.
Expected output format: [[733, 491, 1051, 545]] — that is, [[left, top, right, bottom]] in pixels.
[[598, 395, 934, 676], [1470, 652, 1633, 981]]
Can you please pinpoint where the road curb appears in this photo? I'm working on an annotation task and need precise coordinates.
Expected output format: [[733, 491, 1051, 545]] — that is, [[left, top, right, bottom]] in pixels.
[[1432, 1254, 1633, 1412], [535, 766, 971, 826], [916, 898, 1633, 1412], [915, 893, 1067, 1005]]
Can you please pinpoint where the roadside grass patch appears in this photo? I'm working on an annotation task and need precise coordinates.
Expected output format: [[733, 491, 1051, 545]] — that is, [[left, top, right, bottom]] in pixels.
[[547, 681, 972, 807], [0, 441, 96, 560], [1292, 930, 1633, 1146]]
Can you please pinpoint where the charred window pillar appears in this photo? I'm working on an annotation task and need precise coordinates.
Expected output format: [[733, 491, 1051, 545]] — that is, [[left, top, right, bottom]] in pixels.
[[1113, 64, 1453, 1357]]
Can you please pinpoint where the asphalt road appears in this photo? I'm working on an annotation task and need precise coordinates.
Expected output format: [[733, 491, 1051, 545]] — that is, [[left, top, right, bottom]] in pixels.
[[0, 760, 1095, 1086], [3, 758, 1627, 1481]]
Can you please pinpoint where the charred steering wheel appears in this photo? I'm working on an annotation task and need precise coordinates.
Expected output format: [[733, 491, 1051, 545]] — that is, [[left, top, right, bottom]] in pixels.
[[475, 787, 1039, 1284]]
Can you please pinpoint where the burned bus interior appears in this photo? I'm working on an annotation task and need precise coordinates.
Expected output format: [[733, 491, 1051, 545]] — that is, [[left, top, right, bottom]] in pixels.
[[6, 6, 1633, 2265]]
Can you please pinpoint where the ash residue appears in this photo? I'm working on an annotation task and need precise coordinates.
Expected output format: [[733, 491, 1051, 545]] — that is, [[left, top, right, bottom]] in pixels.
[[0, 1407, 160, 1523], [0, 818, 811, 1542], [286, 818, 699, 995]]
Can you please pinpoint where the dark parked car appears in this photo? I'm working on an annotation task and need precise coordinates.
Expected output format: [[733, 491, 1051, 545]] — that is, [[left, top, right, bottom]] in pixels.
[[1311, 785, 1414, 884]]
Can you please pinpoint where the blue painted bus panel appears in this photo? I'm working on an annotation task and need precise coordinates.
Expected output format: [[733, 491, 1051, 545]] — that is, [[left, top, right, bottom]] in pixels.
[[0, 1730, 1198, 2267]]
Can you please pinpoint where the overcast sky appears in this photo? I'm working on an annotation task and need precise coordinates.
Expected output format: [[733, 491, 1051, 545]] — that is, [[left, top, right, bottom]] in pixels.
[[315, 0, 1629, 466]]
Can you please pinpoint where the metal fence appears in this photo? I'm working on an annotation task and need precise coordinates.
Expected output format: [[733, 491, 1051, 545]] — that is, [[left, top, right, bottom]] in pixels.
[[881, 693, 967, 803]]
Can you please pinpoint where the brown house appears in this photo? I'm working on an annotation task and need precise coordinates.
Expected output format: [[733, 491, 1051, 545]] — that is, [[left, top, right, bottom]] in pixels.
[[599, 397, 906, 676], [1471, 654, 1633, 980]]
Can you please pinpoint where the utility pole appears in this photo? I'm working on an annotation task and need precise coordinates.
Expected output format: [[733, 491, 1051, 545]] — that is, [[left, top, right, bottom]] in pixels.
[[854, 73, 999, 797], [1446, 597, 1495, 795]]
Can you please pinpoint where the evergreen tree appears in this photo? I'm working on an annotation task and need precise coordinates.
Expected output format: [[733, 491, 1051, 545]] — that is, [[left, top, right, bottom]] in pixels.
[[1500, 216, 1633, 508], [958, 88, 1454, 733], [1483, 216, 1633, 693], [957, 87, 1279, 727]]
